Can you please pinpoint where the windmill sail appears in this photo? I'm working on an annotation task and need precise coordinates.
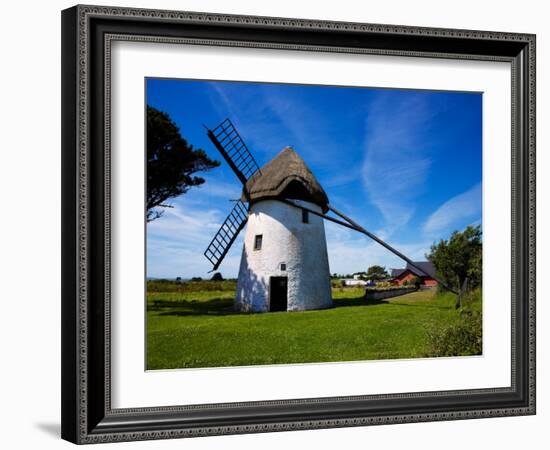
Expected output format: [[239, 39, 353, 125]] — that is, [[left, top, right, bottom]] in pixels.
[[203, 119, 260, 271], [278, 198, 458, 295], [206, 118, 261, 186], [204, 200, 248, 271]]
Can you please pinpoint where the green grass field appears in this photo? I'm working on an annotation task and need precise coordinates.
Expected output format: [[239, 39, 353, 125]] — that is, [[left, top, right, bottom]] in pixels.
[[146, 280, 481, 370]]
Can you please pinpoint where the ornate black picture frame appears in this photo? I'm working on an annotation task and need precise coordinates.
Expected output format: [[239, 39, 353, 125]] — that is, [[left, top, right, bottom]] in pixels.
[[61, 4, 536, 444]]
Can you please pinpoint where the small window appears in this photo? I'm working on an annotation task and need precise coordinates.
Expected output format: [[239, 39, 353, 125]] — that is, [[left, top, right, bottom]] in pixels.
[[254, 234, 263, 250], [302, 209, 309, 224], [280, 263, 287, 271]]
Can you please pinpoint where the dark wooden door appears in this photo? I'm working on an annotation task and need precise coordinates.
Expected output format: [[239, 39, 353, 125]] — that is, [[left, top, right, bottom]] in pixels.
[[269, 277, 288, 312]]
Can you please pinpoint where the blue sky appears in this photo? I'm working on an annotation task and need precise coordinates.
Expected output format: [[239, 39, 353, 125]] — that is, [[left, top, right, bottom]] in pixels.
[[146, 78, 482, 279]]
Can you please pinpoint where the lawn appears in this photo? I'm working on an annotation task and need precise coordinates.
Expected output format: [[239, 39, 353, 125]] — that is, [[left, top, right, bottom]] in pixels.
[[146, 280, 480, 370]]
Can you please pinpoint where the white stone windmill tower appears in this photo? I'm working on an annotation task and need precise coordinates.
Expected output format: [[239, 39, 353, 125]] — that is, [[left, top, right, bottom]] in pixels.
[[203, 119, 455, 313], [235, 146, 332, 312]]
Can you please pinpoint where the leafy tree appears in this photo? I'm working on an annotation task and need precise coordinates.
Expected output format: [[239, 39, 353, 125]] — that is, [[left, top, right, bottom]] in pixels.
[[147, 106, 220, 221], [410, 276, 422, 289], [211, 272, 224, 281], [365, 265, 389, 281], [426, 225, 482, 308]]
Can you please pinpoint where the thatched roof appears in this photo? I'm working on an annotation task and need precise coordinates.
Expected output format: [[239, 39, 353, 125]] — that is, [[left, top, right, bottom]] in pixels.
[[242, 147, 329, 212]]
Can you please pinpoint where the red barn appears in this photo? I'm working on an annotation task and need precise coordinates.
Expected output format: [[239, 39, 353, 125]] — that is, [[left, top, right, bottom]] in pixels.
[[390, 261, 438, 287]]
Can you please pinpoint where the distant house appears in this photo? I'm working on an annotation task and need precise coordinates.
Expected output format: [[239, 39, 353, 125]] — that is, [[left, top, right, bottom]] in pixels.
[[390, 261, 438, 287], [340, 272, 368, 286], [343, 277, 377, 287], [343, 278, 368, 287]]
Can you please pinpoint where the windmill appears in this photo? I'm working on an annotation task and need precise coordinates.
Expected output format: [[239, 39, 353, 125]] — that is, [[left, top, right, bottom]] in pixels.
[[203, 118, 456, 313]]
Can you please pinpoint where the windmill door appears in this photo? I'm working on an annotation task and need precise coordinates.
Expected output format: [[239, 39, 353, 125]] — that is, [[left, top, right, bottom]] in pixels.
[[269, 277, 288, 312]]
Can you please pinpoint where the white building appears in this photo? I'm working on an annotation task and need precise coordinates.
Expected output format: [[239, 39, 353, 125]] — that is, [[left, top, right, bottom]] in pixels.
[[234, 147, 332, 312], [343, 279, 368, 287]]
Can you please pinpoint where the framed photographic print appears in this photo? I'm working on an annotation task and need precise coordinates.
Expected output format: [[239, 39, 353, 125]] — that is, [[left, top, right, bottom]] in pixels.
[[61, 4, 536, 444]]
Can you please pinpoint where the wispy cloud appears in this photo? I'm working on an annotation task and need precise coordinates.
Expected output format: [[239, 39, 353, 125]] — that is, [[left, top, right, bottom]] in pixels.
[[148, 202, 221, 239], [192, 177, 242, 200], [325, 222, 432, 275], [209, 83, 244, 126], [207, 82, 356, 170], [423, 183, 482, 236], [362, 93, 436, 237], [147, 199, 243, 278], [206, 83, 290, 157], [322, 165, 362, 189]]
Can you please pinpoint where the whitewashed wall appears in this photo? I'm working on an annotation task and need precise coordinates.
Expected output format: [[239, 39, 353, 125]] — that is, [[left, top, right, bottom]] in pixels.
[[235, 199, 332, 311]]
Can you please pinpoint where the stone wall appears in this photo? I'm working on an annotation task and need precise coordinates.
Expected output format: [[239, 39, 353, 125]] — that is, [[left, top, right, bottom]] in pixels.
[[364, 287, 417, 301]]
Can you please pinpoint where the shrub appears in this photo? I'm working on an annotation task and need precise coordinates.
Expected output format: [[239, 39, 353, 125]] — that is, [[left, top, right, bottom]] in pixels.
[[410, 276, 422, 289], [211, 272, 224, 281], [425, 290, 482, 357]]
